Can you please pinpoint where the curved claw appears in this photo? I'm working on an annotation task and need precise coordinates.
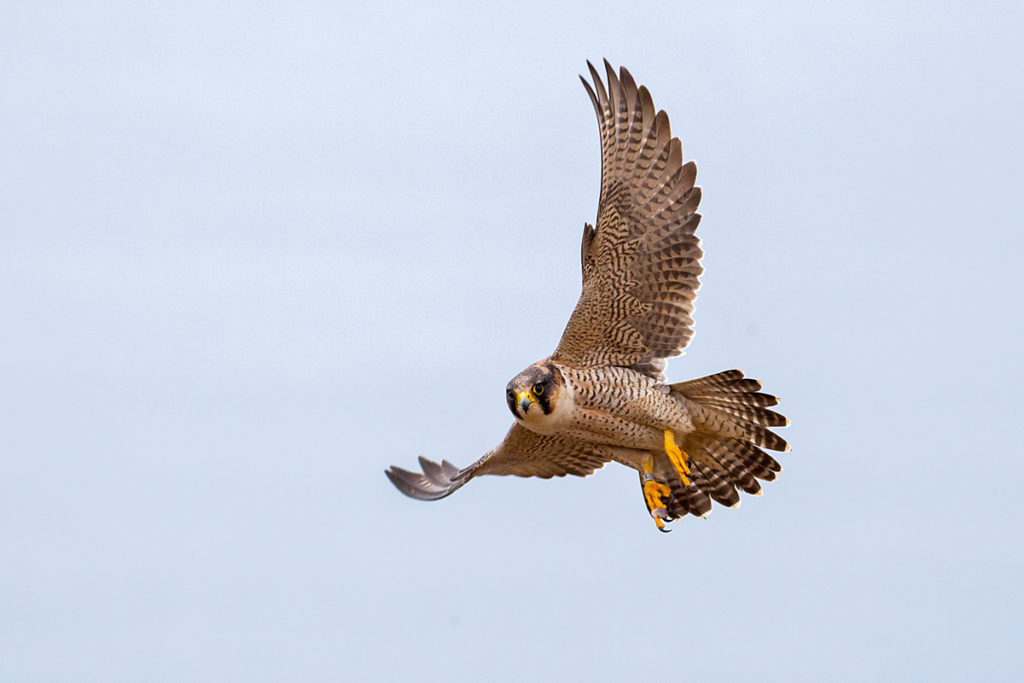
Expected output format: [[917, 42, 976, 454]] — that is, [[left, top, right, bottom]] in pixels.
[[650, 506, 672, 533]]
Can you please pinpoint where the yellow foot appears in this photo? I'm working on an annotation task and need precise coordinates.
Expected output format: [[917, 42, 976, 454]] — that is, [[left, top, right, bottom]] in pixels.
[[642, 458, 672, 531], [664, 430, 692, 487]]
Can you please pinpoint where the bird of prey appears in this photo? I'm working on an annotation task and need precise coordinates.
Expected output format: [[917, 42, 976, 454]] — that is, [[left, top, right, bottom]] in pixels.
[[386, 61, 790, 531]]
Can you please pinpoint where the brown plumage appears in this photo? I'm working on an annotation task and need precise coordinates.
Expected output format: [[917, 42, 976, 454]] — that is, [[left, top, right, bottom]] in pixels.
[[554, 62, 703, 380], [385, 61, 791, 530]]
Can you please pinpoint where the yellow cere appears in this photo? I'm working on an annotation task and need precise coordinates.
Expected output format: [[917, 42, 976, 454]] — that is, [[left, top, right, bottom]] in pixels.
[[517, 391, 536, 405]]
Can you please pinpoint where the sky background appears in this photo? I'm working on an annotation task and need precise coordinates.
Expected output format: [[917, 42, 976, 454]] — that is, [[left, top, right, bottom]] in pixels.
[[2, 1, 1022, 681]]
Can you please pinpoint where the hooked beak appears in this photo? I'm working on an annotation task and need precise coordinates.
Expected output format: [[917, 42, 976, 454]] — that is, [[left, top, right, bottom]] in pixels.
[[517, 391, 536, 415]]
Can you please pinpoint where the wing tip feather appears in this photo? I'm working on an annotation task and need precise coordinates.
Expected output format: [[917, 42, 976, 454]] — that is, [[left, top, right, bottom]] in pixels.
[[385, 457, 469, 501]]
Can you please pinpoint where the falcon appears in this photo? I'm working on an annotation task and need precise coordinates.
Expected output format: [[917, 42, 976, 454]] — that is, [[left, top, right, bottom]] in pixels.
[[385, 61, 790, 531]]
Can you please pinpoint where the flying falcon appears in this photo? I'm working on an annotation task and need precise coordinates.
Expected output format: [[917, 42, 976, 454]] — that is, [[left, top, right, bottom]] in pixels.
[[385, 61, 790, 531]]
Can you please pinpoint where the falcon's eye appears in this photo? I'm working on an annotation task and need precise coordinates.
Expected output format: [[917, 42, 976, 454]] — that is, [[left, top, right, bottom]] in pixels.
[[507, 390, 516, 402], [532, 383, 545, 395]]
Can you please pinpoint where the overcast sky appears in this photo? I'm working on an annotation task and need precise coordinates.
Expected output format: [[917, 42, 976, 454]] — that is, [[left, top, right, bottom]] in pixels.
[[2, 2, 1022, 681]]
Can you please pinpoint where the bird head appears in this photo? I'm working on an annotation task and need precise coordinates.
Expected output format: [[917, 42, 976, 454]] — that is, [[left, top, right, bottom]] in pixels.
[[505, 361, 572, 431]]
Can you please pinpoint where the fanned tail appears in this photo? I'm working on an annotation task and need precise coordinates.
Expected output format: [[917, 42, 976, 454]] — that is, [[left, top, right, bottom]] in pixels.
[[665, 369, 790, 519]]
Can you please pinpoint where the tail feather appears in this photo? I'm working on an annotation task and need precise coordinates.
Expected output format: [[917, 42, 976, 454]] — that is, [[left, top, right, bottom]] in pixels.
[[687, 405, 789, 452], [697, 390, 780, 407], [691, 461, 741, 508], [673, 369, 790, 453], [746, 426, 790, 453], [674, 371, 763, 395], [698, 393, 780, 411], [662, 369, 789, 519], [718, 450, 763, 495], [729, 439, 782, 480], [666, 474, 712, 519], [697, 398, 789, 427]]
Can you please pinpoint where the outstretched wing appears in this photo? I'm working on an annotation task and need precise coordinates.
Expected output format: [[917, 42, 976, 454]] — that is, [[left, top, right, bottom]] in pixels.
[[384, 423, 613, 501], [552, 61, 703, 381]]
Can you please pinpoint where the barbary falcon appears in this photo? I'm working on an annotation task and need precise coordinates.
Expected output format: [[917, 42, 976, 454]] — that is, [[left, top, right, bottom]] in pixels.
[[385, 61, 790, 531]]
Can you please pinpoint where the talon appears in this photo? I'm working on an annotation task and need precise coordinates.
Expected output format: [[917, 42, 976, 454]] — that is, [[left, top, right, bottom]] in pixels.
[[651, 506, 672, 532], [664, 429, 691, 487], [642, 457, 672, 530]]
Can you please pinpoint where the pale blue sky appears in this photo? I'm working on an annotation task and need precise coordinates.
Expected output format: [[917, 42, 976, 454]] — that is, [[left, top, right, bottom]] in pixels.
[[2, 2, 1022, 681]]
